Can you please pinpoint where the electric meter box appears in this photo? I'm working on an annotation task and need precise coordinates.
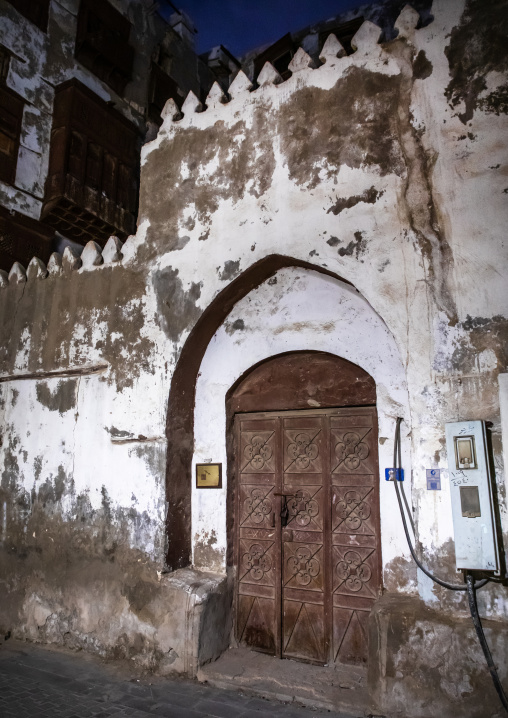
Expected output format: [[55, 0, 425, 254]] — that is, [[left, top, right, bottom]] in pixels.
[[445, 420, 500, 572]]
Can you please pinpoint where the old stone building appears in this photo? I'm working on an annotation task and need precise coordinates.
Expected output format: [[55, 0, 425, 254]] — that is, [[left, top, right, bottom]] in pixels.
[[0, 0, 223, 271], [0, 1, 507, 717]]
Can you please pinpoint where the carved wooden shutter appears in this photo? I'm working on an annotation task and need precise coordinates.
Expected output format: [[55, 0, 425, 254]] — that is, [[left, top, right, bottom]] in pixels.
[[281, 415, 328, 663], [236, 417, 278, 653], [331, 408, 381, 664]]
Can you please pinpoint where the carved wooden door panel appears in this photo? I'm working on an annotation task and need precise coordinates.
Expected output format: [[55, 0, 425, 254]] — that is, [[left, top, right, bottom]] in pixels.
[[330, 409, 380, 664], [281, 415, 328, 663], [235, 407, 380, 665], [236, 417, 278, 654]]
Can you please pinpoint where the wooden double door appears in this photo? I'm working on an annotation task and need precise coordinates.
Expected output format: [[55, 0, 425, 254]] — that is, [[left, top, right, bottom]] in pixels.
[[235, 407, 381, 665]]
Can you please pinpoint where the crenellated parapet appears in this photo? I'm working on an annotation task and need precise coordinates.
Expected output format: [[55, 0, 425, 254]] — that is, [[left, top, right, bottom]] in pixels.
[[149, 6, 420, 137], [0, 5, 424, 297], [0, 235, 128, 289]]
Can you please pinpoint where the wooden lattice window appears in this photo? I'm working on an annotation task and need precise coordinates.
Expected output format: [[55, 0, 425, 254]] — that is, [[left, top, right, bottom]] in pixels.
[[0, 206, 53, 272], [0, 46, 11, 83], [4, 0, 50, 32], [253, 34, 294, 82], [0, 85, 24, 185], [42, 79, 139, 245], [148, 62, 182, 125], [75, 0, 134, 97]]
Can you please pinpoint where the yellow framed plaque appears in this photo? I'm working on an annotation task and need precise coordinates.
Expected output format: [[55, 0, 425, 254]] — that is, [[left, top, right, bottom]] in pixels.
[[195, 463, 222, 489]]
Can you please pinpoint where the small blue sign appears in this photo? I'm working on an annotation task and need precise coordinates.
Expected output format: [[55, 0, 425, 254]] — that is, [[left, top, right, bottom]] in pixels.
[[385, 468, 404, 482], [426, 469, 441, 490]]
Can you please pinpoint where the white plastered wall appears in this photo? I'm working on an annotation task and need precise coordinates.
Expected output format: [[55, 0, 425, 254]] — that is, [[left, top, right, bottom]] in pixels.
[[0, 0, 506, 629], [134, 0, 508, 616], [192, 267, 413, 585]]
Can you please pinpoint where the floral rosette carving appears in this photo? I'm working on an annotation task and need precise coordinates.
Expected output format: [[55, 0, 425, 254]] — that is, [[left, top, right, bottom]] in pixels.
[[336, 550, 372, 592], [287, 432, 319, 470], [336, 489, 371, 530], [287, 546, 320, 586], [244, 434, 273, 470], [243, 487, 272, 524], [335, 432, 369, 470], [243, 544, 272, 581], [287, 490, 319, 527]]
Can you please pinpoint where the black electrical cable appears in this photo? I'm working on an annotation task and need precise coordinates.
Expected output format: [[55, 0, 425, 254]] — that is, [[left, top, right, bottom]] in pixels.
[[394, 418, 415, 535], [393, 418, 507, 713], [466, 573, 508, 713], [392, 417, 488, 591]]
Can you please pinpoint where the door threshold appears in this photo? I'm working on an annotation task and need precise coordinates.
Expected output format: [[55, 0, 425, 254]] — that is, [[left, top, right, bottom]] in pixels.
[[197, 647, 371, 715]]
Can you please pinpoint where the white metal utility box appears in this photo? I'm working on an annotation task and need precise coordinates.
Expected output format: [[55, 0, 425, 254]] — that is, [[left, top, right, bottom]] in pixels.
[[445, 420, 500, 573]]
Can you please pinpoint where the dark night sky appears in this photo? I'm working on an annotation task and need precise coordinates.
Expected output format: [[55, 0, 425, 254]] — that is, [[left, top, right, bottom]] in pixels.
[[160, 1, 364, 58]]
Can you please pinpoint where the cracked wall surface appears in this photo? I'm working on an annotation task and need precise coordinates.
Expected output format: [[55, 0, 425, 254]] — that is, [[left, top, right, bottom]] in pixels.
[[0, 0, 507, 714]]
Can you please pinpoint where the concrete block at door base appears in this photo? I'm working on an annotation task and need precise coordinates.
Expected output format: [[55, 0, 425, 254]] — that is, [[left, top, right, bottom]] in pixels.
[[368, 594, 508, 718], [157, 568, 234, 675], [0, 568, 233, 680]]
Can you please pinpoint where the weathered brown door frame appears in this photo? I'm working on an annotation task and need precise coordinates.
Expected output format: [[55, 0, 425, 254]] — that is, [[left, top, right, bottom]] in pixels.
[[233, 406, 381, 665]]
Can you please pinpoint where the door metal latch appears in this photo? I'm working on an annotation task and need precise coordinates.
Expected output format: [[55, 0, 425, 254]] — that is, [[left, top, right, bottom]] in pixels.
[[274, 493, 295, 527]]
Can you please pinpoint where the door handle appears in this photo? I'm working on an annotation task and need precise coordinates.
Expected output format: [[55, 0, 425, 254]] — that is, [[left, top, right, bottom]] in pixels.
[[275, 494, 293, 527]]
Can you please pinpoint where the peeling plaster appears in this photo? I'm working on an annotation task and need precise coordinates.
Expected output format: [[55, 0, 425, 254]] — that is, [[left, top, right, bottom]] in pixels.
[[36, 379, 78, 414], [445, 0, 508, 123], [327, 186, 384, 215], [0, 0, 507, 696], [152, 266, 202, 344]]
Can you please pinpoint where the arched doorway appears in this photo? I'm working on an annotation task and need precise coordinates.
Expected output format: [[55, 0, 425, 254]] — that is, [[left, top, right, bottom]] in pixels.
[[164, 256, 355, 571], [226, 352, 381, 666]]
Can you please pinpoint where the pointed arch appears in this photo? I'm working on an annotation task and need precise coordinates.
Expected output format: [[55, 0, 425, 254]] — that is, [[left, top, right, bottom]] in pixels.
[[165, 255, 354, 570]]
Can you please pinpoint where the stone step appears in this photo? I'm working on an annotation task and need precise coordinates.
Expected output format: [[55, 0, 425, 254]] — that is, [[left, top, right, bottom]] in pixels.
[[197, 647, 371, 717]]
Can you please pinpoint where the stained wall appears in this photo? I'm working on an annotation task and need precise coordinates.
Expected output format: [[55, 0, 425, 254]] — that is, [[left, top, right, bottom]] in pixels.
[[0, 0, 507, 714]]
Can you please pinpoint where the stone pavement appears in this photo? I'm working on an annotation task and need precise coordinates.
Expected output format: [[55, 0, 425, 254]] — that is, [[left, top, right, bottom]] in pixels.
[[0, 639, 364, 718]]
